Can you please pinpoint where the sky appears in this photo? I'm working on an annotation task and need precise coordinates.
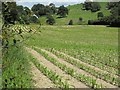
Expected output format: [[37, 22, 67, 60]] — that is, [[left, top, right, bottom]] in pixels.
[[16, 0, 119, 8], [16, 0, 86, 8]]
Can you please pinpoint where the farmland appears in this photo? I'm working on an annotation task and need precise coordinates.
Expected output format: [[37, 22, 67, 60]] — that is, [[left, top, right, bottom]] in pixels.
[[25, 25, 119, 88], [1, 1, 120, 89], [2, 24, 119, 88]]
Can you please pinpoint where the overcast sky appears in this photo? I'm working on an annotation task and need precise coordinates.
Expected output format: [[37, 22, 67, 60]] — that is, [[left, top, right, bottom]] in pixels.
[[16, 0, 85, 8]]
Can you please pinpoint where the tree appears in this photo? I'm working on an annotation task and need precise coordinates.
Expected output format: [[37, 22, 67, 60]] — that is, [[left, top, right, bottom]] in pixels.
[[68, 20, 73, 25], [57, 5, 68, 18], [107, 2, 119, 10], [91, 2, 101, 12], [2, 2, 18, 48], [24, 7, 31, 16], [49, 3, 56, 14], [83, 1, 92, 10], [97, 12, 104, 19], [30, 16, 40, 23], [46, 15, 55, 25], [31, 4, 46, 17], [83, 1, 101, 12], [16, 5, 31, 24], [2, 2, 18, 25]]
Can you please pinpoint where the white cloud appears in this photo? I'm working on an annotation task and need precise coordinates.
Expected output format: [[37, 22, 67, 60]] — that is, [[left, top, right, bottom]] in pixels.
[[17, 0, 83, 2]]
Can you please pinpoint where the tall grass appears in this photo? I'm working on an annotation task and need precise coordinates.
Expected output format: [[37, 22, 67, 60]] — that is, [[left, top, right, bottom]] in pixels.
[[2, 46, 32, 88]]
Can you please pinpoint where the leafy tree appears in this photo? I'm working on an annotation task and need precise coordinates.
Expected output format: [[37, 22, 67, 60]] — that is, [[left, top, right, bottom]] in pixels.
[[110, 5, 120, 16], [2, 2, 18, 48], [46, 15, 55, 25], [24, 7, 31, 16], [91, 2, 101, 12], [83, 1, 101, 12], [83, 1, 92, 10], [68, 20, 73, 25], [30, 16, 40, 23], [107, 2, 119, 10], [45, 5, 52, 14], [22, 15, 30, 24], [97, 12, 104, 19], [88, 2, 120, 27], [31, 4, 45, 17], [49, 3, 56, 14], [57, 5, 68, 18], [2, 2, 18, 25]]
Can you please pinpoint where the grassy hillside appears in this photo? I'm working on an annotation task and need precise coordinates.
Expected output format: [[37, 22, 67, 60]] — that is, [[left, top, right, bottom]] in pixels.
[[39, 2, 110, 25]]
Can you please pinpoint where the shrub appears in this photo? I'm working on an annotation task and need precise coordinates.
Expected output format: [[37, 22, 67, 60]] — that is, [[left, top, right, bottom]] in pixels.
[[97, 12, 104, 19], [68, 20, 73, 25], [79, 17, 83, 21], [46, 15, 55, 25], [30, 16, 40, 23]]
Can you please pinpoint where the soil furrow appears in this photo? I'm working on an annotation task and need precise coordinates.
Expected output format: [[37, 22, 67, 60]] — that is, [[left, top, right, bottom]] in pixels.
[[30, 62, 56, 88], [40, 48, 117, 88], [52, 49, 118, 77], [26, 47, 88, 88]]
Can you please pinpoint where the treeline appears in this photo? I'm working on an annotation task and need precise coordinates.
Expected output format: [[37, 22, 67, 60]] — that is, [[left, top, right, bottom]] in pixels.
[[82, 1, 101, 12], [87, 2, 120, 27], [31, 4, 68, 25], [2, 2, 69, 25], [2, 1, 120, 27]]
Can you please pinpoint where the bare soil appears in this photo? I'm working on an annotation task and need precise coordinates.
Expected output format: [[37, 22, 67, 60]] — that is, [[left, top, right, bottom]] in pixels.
[[26, 47, 88, 88]]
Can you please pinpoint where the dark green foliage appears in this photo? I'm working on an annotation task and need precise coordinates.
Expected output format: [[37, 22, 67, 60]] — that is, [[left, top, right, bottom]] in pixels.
[[46, 15, 55, 25], [22, 15, 30, 25], [24, 7, 31, 16], [30, 16, 40, 23], [68, 20, 73, 25], [83, 1, 101, 12], [97, 12, 104, 19], [79, 17, 83, 21], [16, 5, 24, 15], [83, 1, 92, 10], [57, 5, 69, 18], [91, 2, 101, 12], [110, 5, 120, 16], [16, 5, 31, 24], [49, 3, 57, 14], [107, 2, 119, 10], [88, 2, 120, 27], [88, 20, 94, 25], [2, 2, 18, 24], [31, 4, 46, 17], [31, 4, 56, 17]]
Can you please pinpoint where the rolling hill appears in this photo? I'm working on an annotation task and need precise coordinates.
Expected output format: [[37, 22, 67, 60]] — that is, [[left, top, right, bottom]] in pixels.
[[39, 2, 111, 25]]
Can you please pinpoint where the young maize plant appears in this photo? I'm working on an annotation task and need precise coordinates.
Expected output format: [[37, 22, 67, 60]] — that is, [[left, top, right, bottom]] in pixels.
[[48, 48, 118, 86], [31, 57, 71, 88], [34, 48, 105, 88]]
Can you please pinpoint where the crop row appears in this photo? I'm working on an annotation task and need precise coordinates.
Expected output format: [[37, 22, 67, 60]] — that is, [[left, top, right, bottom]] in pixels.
[[34, 48, 105, 88], [46, 48, 119, 86], [60, 49, 118, 70], [31, 55, 71, 88]]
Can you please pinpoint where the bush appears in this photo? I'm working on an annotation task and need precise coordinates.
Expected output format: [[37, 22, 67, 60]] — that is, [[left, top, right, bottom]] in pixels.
[[83, 2, 101, 12], [30, 16, 40, 23], [68, 20, 73, 25], [97, 12, 104, 19], [46, 15, 55, 25], [88, 20, 94, 25], [57, 5, 68, 18], [79, 17, 83, 21]]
